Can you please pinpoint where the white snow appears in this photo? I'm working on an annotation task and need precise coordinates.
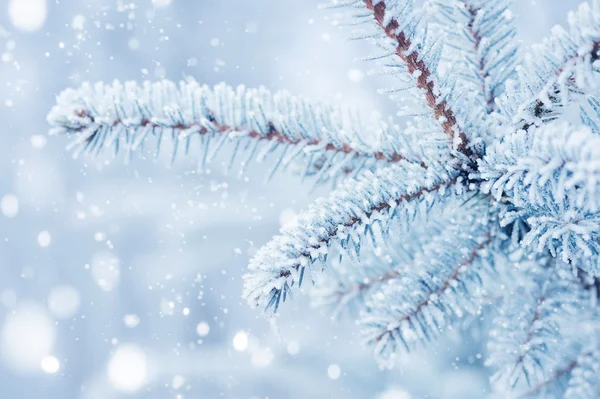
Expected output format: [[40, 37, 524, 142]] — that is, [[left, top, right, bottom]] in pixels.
[[1, 194, 19, 217], [37, 230, 51, 247], [8, 0, 47, 32], [286, 340, 300, 355], [232, 331, 248, 352], [107, 345, 148, 392], [30, 135, 47, 149], [347, 69, 365, 83], [48, 285, 80, 319], [90, 253, 121, 291], [1, 303, 56, 372], [123, 314, 140, 328], [196, 322, 210, 337], [279, 208, 297, 228], [40, 355, 60, 374], [152, 0, 173, 7], [327, 363, 341, 380], [251, 348, 274, 368]]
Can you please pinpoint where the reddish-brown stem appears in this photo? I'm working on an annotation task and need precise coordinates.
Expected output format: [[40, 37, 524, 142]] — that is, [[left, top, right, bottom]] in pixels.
[[73, 109, 408, 164], [373, 233, 493, 343], [517, 359, 578, 398], [364, 0, 473, 158], [279, 177, 459, 279]]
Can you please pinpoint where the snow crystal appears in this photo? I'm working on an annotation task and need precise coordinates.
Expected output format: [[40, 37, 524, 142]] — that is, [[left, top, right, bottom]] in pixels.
[[347, 69, 365, 83], [327, 364, 341, 380], [1, 193, 19, 217], [37, 230, 51, 247], [232, 331, 248, 352], [171, 375, 186, 390], [251, 348, 274, 368], [376, 389, 412, 399], [123, 314, 140, 328], [107, 345, 148, 392], [286, 340, 300, 355], [128, 38, 140, 50], [71, 15, 85, 31], [90, 253, 121, 291], [196, 322, 210, 337], [30, 135, 47, 149], [279, 208, 297, 228], [152, 0, 173, 7], [8, 0, 47, 32], [48, 285, 80, 319], [1, 303, 56, 372], [40, 355, 60, 374]]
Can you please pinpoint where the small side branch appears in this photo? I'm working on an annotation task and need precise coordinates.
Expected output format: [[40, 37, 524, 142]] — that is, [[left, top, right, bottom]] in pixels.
[[243, 162, 460, 312], [363, 0, 473, 157], [48, 80, 420, 182]]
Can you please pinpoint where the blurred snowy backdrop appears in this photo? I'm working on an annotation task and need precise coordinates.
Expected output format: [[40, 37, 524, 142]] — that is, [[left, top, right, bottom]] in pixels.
[[0, 0, 580, 398]]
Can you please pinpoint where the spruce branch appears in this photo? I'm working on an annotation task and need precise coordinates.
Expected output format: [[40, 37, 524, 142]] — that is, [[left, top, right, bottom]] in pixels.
[[517, 359, 578, 399], [479, 122, 600, 275], [45, 0, 600, 391], [497, 1, 600, 132], [312, 191, 493, 318], [361, 228, 496, 368], [361, 0, 473, 157], [243, 162, 460, 311], [480, 122, 600, 213], [48, 80, 428, 182], [519, 346, 600, 398], [486, 261, 590, 391], [565, 347, 600, 399], [435, 0, 518, 115]]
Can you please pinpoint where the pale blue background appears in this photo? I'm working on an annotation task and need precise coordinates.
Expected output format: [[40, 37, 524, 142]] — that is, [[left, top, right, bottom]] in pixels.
[[0, 1, 580, 398]]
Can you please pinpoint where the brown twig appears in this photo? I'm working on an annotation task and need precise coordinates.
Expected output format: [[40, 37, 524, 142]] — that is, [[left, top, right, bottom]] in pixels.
[[279, 177, 459, 279], [517, 359, 577, 398], [364, 0, 473, 158], [73, 109, 407, 164], [372, 233, 493, 343]]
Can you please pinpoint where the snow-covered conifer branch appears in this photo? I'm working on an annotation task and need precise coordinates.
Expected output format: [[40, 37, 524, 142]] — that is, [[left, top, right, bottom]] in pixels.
[[480, 122, 600, 212], [311, 192, 492, 318], [565, 347, 600, 399], [48, 80, 429, 182], [243, 162, 460, 311], [479, 122, 600, 274], [581, 95, 600, 135], [434, 0, 518, 115], [516, 359, 578, 398], [360, 221, 496, 368], [496, 1, 600, 132], [331, 0, 476, 157], [486, 261, 590, 391]]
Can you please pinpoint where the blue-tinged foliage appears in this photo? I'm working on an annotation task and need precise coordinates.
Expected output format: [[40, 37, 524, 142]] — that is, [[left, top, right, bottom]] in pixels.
[[486, 260, 591, 393], [48, 79, 442, 184], [480, 122, 600, 275], [243, 162, 460, 311], [495, 1, 600, 132], [49, 0, 600, 394], [580, 95, 600, 135], [311, 192, 497, 317], [358, 195, 500, 368], [434, 0, 518, 116], [565, 346, 600, 399]]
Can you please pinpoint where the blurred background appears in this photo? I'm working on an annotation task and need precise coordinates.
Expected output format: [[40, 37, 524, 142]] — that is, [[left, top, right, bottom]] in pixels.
[[0, 0, 580, 398]]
